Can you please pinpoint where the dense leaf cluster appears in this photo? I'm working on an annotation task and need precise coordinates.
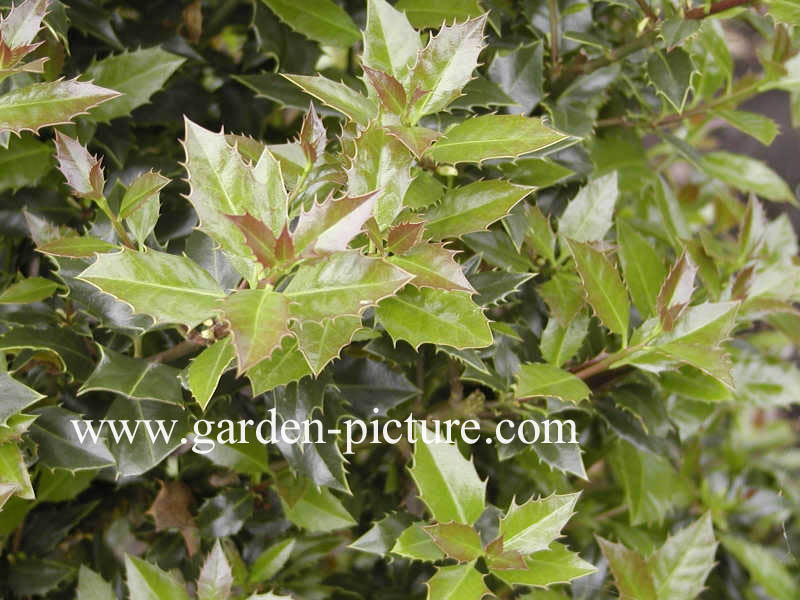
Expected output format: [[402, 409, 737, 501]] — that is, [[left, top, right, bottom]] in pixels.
[[0, 0, 798, 598]]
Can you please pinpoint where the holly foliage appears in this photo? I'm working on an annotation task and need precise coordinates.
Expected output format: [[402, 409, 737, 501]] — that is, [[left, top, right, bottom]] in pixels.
[[0, 0, 799, 598]]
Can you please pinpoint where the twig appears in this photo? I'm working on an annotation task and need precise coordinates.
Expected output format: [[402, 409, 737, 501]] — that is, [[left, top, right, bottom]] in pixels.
[[147, 338, 203, 363], [549, 0, 561, 75], [685, 0, 754, 19], [635, 0, 659, 21]]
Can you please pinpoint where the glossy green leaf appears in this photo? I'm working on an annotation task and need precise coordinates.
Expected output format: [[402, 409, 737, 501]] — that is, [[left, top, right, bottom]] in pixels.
[[424, 180, 533, 240], [462, 229, 533, 272], [119, 170, 170, 219], [469, 271, 533, 306], [77, 565, 115, 600], [567, 240, 630, 343], [428, 115, 567, 164], [499, 493, 580, 555], [558, 172, 617, 243], [197, 489, 254, 538], [721, 535, 799, 600], [0, 79, 119, 135], [386, 125, 442, 159], [596, 537, 657, 600], [220, 289, 291, 373], [37, 235, 118, 258], [0, 441, 34, 499], [377, 287, 492, 349], [79, 346, 182, 404], [29, 406, 115, 472], [409, 423, 486, 524], [363, 0, 421, 82], [249, 539, 295, 583], [0, 326, 94, 380], [540, 313, 589, 367], [538, 272, 585, 326], [247, 336, 312, 396], [0, 276, 58, 304], [346, 124, 413, 229], [715, 109, 780, 146], [647, 48, 695, 112], [83, 47, 185, 122], [701, 151, 796, 205], [125, 554, 190, 600], [408, 15, 487, 121], [423, 522, 482, 562], [285, 251, 412, 322], [427, 561, 488, 600], [657, 252, 697, 332], [0, 134, 52, 193], [0, 371, 43, 425], [617, 220, 666, 318], [494, 543, 597, 588], [260, 0, 360, 47], [292, 193, 375, 255], [649, 513, 717, 600], [489, 42, 544, 114], [396, 0, 484, 29], [351, 513, 413, 556], [392, 522, 447, 561], [79, 248, 226, 327], [197, 540, 233, 600], [388, 243, 475, 293], [292, 315, 361, 375], [283, 74, 376, 124], [276, 473, 356, 532], [516, 362, 590, 403], [500, 157, 574, 189], [187, 338, 235, 411]]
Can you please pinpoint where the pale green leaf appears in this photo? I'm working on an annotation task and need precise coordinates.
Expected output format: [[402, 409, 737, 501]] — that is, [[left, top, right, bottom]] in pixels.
[[78, 248, 226, 328], [538, 272, 585, 326], [427, 115, 567, 164], [0, 134, 53, 193], [260, 0, 360, 47], [292, 315, 362, 375], [617, 220, 666, 318], [0, 442, 34, 499], [596, 537, 657, 600], [197, 540, 233, 600], [125, 554, 190, 600], [424, 180, 533, 240], [540, 313, 589, 367], [77, 565, 115, 600], [246, 337, 312, 396], [388, 243, 475, 293], [426, 561, 488, 600], [221, 289, 291, 373], [0, 79, 119, 135], [409, 423, 486, 524], [292, 193, 376, 255], [715, 109, 780, 146], [37, 235, 118, 258], [0, 276, 59, 304], [515, 362, 590, 403], [249, 539, 295, 583], [83, 47, 185, 122], [0, 0, 49, 49], [765, 0, 800, 27], [500, 493, 580, 555], [283, 74, 376, 124], [701, 151, 796, 205], [119, 171, 170, 219], [721, 535, 799, 600], [558, 172, 618, 243], [363, 0, 421, 82], [392, 522, 447, 561], [376, 287, 492, 349], [187, 338, 235, 411], [649, 513, 717, 600], [494, 543, 597, 588], [396, 0, 484, 29], [276, 473, 356, 532]]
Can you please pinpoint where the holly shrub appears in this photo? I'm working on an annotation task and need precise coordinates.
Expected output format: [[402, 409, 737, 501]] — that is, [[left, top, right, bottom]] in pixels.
[[0, 0, 799, 598]]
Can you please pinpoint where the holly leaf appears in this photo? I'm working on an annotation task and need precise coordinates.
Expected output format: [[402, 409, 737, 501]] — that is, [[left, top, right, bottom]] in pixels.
[[427, 115, 567, 164], [292, 315, 362, 375], [657, 252, 697, 332], [408, 15, 487, 121], [119, 171, 170, 219], [249, 539, 295, 583], [392, 522, 447, 561], [596, 537, 657, 600], [79, 346, 182, 405], [376, 287, 492, 349], [283, 74, 376, 124], [0, 371, 44, 425], [540, 313, 589, 367], [197, 540, 234, 600], [246, 337, 313, 396], [617, 220, 666, 318], [146, 480, 200, 556], [54, 131, 104, 200], [362, 65, 407, 115], [424, 180, 533, 240], [78, 248, 226, 328], [0, 326, 95, 380], [558, 172, 617, 243], [260, 0, 360, 47], [721, 535, 800, 600], [538, 272, 585, 326], [37, 235, 118, 258], [489, 42, 544, 114], [363, 0, 420, 82], [426, 561, 488, 600], [388, 243, 475, 292], [82, 47, 185, 122], [0, 0, 49, 51], [293, 193, 377, 255], [187, 338, 235, 411], [396, 0, 485, 29], [29, 406, 115, 472], [493, 543, 597, 588], [285, 251, 412, 322], [700, 151, 796, 205], [423, 522, 483, 562], [0, 276, 59, 304], [0, 441, 34, 499], [387, 221, 425, 254], [647, 48, 695, 112], [386, 125, 442, 159], [226, 213, 294, 270], [409, 422, 486, 524], [125, 554, 190, 600], [499, 493, 579, 555], [77, 565, 115, 600], [275, 472, 356, 532], [0, 79, 119, 135], [220, 289, 291, 373], [515, 363, 590, 403]]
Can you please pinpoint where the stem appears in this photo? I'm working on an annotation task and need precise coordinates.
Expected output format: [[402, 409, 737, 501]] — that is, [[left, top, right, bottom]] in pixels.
[[685, 0, 754, 19], [636, 0, 659, 20], [549, 0, 561, 74], [147, 338, 203, 363], [96, 196, 135, 249], [576, 30, 658, 76], [133, 335, 143, 358], [288, 161, 313, 211]]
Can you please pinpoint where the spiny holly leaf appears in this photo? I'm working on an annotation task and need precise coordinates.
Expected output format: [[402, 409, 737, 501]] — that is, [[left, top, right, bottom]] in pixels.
[[187, 338, 235, 411], [567, 240, 630, 344], [387, 221, 425, 254], [388, 243, 475, 292], [125, 554, 190, 600], [292, 192, 377, 255], [386, 125, 442, 159], [362, 65, 407, 115], [0, 79, 119, 135], [82, 47, 185, 122], [424, 180, 533, 240], [363, 0, 420, 83], [119, 171, 170, 219], [298, 102, 326, 164], [392, 522, 447, 561], [596, 537, 657, 600], [408, 15, 487, 122], [427, 115, 568, 164], [558, 172, 617, 243], [426, 561, 488, 600], [76, 565, 115, 600], [261, 0, 360, 47], [29, 406, 114, 472], [79, 346, 182, 405], [292, 315, 362, 375], [0, 441, 34, 499], [489, 41, 544, 114], [657, 252, 697, 331], [493, 543, 597, 588], [220, 289, 291, 373], [0, 0, 49, 51], [649, 513, 717, 600], [0, 326, 95, 380], [246, 336, 312, 396], [409, 422, 486, 524], [248, 539, 295, 584], [283, 74, 376, 124], [226, 213, 293, 271], [540, 313, 590, 367], [275, 472, 356, 532], [346, 123, 413, 230], [647, 48, 695, 112], [53, 131, 104, 200], [423, 522, 482, 562], [538, 272, 585, 326], [617, 220, 666, 318], [721, 535, 800, 600], [78, 248, 226, 327], [0, 276, 59, 304], [700, 151, 796, 205], [197, 540, 234, 600], [37, 235, 117, 258], [499, 493, 580, 555], [516, 362, 591, 403], [484, 538, 527, 571], [284, 251, 412, 322], [377, 287, 492, 349]]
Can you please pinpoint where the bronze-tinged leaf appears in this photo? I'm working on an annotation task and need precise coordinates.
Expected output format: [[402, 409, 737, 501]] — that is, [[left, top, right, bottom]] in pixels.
[[387, 221, 425, 254], [657, 251, 697, 331], [292, 192, 377, 255], [53, 131, 104, 200], [388, 243, 476, 293], [386, 125, 442, 159], [146, 480, 200, 556], [226, 212, 294, 271], [362, 65, 406, 115], [299, 101, 326, 164]]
